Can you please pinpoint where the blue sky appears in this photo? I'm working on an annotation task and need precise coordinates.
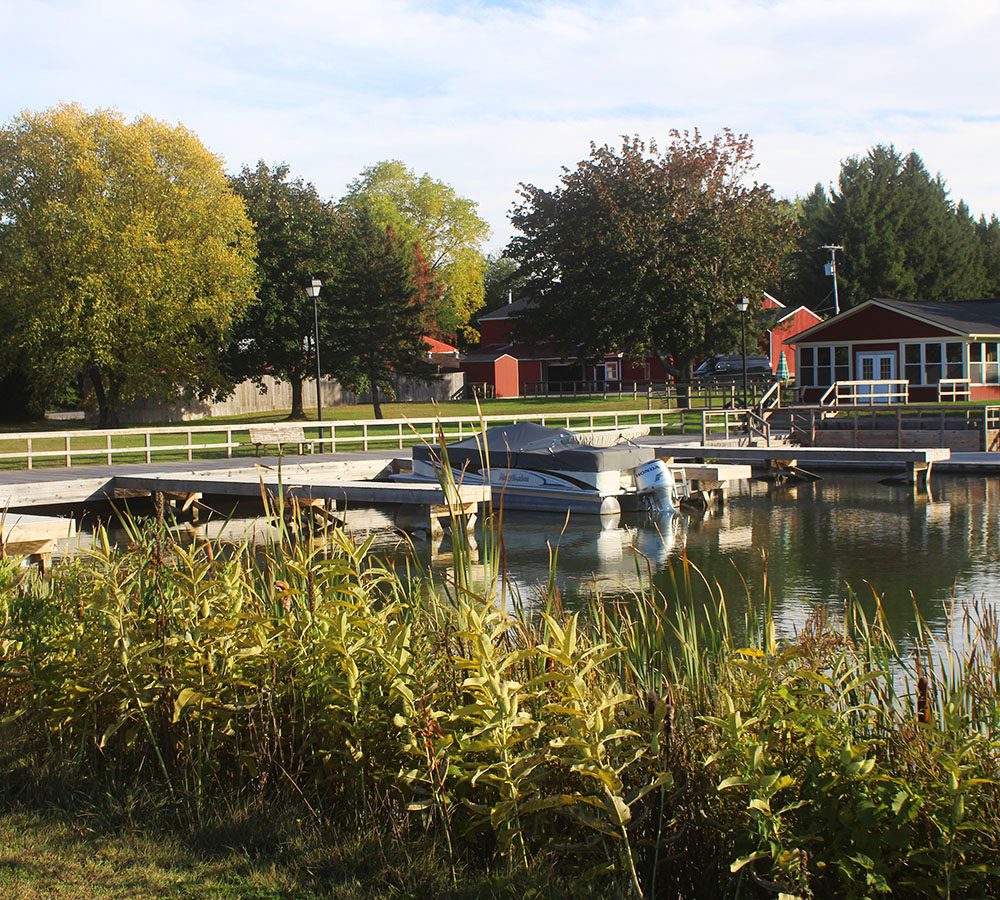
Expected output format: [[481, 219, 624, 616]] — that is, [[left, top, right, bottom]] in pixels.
[[3, 0, 999, 251]]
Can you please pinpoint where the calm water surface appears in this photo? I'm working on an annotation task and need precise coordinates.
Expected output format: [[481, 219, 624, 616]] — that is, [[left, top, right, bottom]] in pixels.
[[455, 474, 1000, 645], [73, 473, 1000, 647]]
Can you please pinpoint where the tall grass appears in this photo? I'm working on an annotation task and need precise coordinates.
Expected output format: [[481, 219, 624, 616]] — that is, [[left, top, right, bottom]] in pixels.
[[1, 497, 999, 897]]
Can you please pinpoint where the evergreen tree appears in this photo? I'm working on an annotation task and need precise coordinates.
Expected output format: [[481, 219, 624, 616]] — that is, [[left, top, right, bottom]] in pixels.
[[326, 211, 435, 419], [783, 145, 989, 310], [978, 214, 1000, 297]]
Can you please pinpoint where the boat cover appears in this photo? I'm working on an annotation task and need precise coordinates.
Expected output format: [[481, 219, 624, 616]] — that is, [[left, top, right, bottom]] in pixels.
[[412, 422, 653, 473]]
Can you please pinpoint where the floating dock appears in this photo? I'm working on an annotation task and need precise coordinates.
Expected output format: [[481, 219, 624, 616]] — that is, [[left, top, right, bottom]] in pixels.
[[650, 445, 951, 487]]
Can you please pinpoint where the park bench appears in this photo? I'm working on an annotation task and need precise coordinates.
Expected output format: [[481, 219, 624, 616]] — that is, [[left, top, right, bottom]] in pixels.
[[248, 424, 315, 457]]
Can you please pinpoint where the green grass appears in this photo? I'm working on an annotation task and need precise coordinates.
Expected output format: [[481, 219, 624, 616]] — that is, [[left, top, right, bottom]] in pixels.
[[0, 803, 580, 899]]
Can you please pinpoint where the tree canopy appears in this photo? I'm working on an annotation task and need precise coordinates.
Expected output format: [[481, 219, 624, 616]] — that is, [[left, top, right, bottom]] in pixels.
[[508, 131, 795, 378], [325, 211, 437, 419], [0, 104, 256, 424], [782, 146, 991, 310], [340, 160, 488, 339], [224, 161, 342, 419]]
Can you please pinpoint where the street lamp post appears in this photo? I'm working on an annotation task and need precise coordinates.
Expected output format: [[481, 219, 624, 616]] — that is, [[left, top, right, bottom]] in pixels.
[[306, 278, 323, 422], [736, 296, 750, 410]]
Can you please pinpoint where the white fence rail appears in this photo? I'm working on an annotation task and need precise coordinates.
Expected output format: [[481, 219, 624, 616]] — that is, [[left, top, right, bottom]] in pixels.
[[0, 408, 705, 471], [938, 378, 972, 402], [819, 380, 910, 406]]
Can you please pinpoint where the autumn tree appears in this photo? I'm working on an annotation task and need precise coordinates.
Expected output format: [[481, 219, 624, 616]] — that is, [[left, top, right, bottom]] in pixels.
[[225, 162, 341, 419], [325, 210, 437, 419], [340, 160, 488, 338], [782, 146, 990, 309], [0, 104, 256, 425], [508, 131, 794, 380]]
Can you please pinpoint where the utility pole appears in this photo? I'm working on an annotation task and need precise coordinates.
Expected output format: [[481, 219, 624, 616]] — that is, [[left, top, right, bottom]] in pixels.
[[820, 244, 843, 316]]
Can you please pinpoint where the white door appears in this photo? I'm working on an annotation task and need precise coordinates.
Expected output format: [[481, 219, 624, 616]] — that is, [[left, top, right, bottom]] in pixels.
[[857, 352, 896, 403]]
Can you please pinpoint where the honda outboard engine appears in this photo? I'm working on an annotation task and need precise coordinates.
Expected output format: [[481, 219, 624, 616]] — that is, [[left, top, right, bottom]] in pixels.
[[634, 459, 678, 516]]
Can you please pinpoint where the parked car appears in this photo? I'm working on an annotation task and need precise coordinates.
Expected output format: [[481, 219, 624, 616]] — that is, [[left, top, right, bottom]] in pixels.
[[693, 354, 776, 387]]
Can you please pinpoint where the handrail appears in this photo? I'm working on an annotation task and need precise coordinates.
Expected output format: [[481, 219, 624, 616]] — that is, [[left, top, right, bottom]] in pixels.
[[938, 378, 971, 403], [0, 407, 701, 471], [818, 383, 837, 407], [757, 381, 781, 414], [820, 380, 909, 407], [700, 408, 771, 446]]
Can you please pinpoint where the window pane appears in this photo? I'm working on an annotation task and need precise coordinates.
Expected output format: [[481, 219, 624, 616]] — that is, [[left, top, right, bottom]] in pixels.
[[946, 342, 963, 363], [905, 344, 922, 364], [835, 364, 849, 382], [800, 367, 814, 387], [970, 362, 985, 383], [906, 363, 923, 384], [987, 343, 998, 363], [801, 347, 814, 368], [924, 363, 942, 385], [989, 363, 1000, 385], [925, 343, 942, 363], [817, 347, 831, 367], [970, 342, 985, 364], [835, 346, 849, 366]]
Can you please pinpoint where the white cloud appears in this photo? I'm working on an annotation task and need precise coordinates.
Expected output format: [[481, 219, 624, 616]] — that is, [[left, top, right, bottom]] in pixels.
[[3, 0, 999, 251]]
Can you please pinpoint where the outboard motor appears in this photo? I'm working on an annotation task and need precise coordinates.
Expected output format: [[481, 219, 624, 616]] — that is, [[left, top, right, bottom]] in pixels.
[[634, 459, 678, 516]]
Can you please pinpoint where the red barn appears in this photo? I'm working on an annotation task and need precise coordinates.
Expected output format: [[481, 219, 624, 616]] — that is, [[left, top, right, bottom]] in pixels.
[[788, 298, 1000, 402]]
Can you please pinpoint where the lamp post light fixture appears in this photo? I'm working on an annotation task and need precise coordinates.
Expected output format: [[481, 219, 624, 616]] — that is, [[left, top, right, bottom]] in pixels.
[[305, 278, 323, 422]]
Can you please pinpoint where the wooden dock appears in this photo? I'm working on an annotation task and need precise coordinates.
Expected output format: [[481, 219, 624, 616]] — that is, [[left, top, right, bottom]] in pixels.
[[1, 512, 76, 570], [653, 445, 951, 487]]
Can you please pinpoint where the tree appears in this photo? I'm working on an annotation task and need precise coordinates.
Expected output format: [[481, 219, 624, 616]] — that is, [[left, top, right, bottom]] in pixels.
[[482, 253, 527, 313], [977, 214, 1000, 297], [508, 131, 795, 380], [0, 104, 256, 425], [782, 146, 989, 309], [325, 211, 437, 419], [225, 162, 341, 419], [340, 160, 489, 338]]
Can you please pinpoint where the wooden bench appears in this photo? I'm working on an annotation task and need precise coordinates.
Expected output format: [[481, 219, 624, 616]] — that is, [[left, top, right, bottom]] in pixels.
[[248, 425, 314, 457]]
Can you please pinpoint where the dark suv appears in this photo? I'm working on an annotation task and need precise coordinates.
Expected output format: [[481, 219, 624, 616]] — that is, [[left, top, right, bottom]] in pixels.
[[693, 354, 776, 386]]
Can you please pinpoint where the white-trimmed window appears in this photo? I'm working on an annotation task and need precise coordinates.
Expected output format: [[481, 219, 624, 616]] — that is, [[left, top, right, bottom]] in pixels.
[[798, 345, 849, 387], [969, 342, 1000, 385], [903, 342, 964, 385]]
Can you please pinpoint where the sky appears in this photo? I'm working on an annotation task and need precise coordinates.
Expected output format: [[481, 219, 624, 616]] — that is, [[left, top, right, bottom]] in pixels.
[[3, 0, 1000, 252]]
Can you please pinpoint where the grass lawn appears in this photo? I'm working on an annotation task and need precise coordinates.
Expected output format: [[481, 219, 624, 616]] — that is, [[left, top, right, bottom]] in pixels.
[[0, 804, 578, 899]]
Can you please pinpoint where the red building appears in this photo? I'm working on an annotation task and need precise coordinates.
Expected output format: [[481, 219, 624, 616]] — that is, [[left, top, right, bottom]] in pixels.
[[788, 298, 1000, 402], [761, 293, 823, 377], [460, 299, 669, 398]]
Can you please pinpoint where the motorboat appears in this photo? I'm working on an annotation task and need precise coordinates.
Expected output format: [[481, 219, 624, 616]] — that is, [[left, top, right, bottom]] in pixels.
[[407, 422, 678, 516]]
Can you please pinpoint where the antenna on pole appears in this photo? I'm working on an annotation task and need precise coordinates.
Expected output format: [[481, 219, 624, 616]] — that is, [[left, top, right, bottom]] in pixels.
[[819, 244, 843, 316]]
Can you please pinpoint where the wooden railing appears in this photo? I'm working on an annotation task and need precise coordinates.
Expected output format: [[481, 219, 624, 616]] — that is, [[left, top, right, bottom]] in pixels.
[[757, 381, 782, 414], [819, 380, 910, 406], [0, 408, 708, 471], [938, 378, 972, 402], [700, 409, 769, 446]]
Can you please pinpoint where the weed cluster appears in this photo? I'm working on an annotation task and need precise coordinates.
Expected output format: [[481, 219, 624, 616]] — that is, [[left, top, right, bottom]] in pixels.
[[0, 515, 998, 898]]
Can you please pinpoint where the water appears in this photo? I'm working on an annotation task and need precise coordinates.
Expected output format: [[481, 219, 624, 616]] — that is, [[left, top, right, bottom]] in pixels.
[[61, 473, 1000, 647], [439, 474, 1000, 646]]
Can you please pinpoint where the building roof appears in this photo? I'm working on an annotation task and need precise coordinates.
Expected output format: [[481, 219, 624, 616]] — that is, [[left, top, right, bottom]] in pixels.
[[789, 298, 1000, 344], [875, 299, 1000, 335], [477, 296, 536, 320], [460, 342, 576, 364], [423, 336, 459, 354]]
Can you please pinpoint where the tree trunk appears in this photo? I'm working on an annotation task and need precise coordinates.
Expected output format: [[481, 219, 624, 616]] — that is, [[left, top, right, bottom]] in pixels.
[[288, 372, 306, 420], [89, 366, 110, 428], [369, 363, 383, 420]]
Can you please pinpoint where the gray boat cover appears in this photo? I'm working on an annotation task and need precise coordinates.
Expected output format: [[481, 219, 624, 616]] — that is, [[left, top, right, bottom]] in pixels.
[[412, 422, 653, 473]]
